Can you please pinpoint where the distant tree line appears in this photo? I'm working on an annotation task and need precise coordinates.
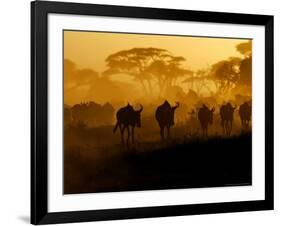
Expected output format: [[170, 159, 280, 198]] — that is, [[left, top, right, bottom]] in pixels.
[[103, 41, 252, 98]]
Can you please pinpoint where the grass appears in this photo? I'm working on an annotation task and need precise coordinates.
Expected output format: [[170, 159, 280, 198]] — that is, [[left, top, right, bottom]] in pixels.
[[64, 127, 252, 194]]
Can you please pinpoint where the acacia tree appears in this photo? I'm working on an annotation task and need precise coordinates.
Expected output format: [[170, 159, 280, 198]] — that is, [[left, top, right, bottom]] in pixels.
[[236, 40, 252, 88], [64, 59, 99, 94], [179, 40, 252, 98], [236, 40, 252, 57], [103, 47, 192, 96], [182, 68, 214, 96], [208, 42, 252, 96], [239, 56, 251, 86], [209, 57, 241, 95]]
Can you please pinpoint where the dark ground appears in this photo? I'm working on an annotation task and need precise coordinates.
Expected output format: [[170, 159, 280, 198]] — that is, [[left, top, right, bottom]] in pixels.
[[64, 127, 252, 194]]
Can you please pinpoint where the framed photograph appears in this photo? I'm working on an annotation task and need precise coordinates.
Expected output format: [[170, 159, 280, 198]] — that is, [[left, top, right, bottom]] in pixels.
[[31, 0, 274, 224]]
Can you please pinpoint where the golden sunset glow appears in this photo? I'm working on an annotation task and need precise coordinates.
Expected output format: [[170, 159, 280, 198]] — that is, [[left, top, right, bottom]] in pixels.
[[65, 31, 244, 71], [63, 30, 252, 194], [64, 30, 251, 106]]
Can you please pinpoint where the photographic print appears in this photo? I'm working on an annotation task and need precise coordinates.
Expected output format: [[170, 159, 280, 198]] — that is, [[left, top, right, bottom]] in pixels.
[[63, 31, 252, 194], [31, 1, 273, 224]]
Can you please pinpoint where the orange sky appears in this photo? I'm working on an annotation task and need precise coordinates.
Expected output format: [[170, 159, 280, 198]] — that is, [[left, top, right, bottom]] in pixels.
[[64, 30, 251, 105], [64, 30, 248, 72]]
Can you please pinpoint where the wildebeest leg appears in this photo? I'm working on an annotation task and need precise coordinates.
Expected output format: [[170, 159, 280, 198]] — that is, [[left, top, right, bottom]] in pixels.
[[160, 126, 164, 140], [167, 126, 171, 139], [203, 127, 207, 137], [221, 120, 225, 135], [126, 126, 130, 147], [120, 125, 126, 145], [242, 119, 248, 132], [225, 121, 229, 136], [241, 119, 245, 131], [245, 120, 248, 131], [227, 121, 231, 136], [131, 126, 135, 144], [118, 123, 122, 137]]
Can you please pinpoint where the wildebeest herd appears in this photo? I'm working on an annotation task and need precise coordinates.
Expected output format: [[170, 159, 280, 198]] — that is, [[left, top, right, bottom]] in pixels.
[[114, 100, 252, 145]]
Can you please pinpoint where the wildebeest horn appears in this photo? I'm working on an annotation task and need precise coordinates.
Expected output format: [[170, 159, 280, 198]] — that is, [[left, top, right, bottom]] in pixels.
[[172, 102, 180, 109], [211, 107, 215, 112], [137, 104, 143, 113]]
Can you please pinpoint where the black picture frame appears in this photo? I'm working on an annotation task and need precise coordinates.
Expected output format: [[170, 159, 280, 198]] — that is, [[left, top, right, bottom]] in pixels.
[[31, 0, 274, 224]]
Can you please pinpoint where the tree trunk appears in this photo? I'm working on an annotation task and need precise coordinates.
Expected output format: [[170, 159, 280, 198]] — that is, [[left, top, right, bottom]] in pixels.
[[139, 79, 149, 96]]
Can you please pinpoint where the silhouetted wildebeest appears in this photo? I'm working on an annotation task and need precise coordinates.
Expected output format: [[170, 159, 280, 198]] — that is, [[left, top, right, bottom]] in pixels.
[[198, 104, 215, 137], [71, 101, 114, 127], [239, 101, 251, 130], [220, 102, 236, 136], [113, 103, 143, 146], [155, 101, 179, 140]]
